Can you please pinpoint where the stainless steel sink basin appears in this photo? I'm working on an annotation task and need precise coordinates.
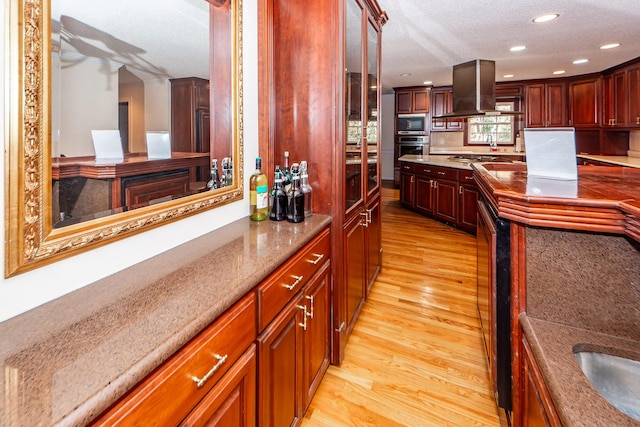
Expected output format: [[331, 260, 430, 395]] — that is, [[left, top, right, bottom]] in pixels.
[[574, 350, 640, 421]]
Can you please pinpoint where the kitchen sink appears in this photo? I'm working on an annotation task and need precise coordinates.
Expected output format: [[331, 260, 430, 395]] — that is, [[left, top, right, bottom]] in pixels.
[[574, 349, 640, 421], [447, 155, 513, 163]]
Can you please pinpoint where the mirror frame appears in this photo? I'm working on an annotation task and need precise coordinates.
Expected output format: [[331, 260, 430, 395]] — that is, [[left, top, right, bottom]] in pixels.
[[5, 0, 244, 277]]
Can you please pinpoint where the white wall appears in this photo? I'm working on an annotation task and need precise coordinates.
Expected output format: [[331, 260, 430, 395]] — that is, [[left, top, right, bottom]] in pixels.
[[0, 0, 259, 322], [381, 93, 395, 180]]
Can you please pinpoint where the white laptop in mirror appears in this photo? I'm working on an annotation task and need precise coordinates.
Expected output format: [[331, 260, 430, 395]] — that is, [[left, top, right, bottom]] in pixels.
[[91, 130, 124, 164], [523, 127, 577, 180], [146, 131, 172, 160]]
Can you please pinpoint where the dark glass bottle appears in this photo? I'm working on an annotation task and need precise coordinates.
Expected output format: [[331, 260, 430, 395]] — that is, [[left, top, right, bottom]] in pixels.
[[299, 160, 313, 217], [206, 158, 220, 190], [269, 166, 288, 221], [282, 151, 292, 191], [287, 163, 305, 223]]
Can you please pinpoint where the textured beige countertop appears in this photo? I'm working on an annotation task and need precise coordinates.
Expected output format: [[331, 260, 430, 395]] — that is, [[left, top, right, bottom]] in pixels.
[[0, 214, 331, 427], [399, 153, 524, 171]]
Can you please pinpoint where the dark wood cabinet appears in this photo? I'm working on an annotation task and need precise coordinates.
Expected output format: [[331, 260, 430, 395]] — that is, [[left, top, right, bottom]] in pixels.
[[569, 76, 601, 128], [431, 87, 462, 131], [522, 336, 562, 427], [628, 64, 640, 127], [258, 294, 304, 427], [458, 170, 479, 233], [602, 71, 627, 127], [344, 213, 366, 337], [180, 344, 256, 427], [400, 162, 479, 234], [395, 87, 430, 114], [366, 195, 382, 294], [170, 77, 210, 181], [525, 82, 567, 128]]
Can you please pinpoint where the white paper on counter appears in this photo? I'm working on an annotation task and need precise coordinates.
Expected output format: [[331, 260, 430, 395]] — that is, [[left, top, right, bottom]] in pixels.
[[524, 127, 577, 180], [91, 130, 124, 163], [146, 131, 172, 160]]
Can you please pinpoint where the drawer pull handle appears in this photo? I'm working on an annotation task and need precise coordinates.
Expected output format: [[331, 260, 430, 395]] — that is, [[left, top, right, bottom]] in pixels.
[[297, 305, 308, 330], [284, 275, 304, 290], [465, 176, 474, 181], [192, 354, 228, 388], [437, 171, 445, 175], [306, 295, 315, 319], [307, 253, 325, 265]]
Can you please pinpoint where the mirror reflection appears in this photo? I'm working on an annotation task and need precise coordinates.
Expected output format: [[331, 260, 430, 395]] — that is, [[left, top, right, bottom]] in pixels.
[[50, 0, 233, 228]]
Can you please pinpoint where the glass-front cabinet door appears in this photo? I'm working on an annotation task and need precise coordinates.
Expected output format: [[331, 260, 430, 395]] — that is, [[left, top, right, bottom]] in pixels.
[[345, 0, 364, 213], [366, 19, 380, 196]]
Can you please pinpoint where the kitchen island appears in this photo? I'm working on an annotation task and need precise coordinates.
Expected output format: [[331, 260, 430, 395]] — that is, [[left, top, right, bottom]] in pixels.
[[472, 163, 640, 426]]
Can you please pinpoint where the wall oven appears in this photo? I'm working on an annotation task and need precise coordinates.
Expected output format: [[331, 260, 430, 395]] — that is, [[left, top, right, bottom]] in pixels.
[[393, 135, 429, 186], [477, 199, 511, 414]]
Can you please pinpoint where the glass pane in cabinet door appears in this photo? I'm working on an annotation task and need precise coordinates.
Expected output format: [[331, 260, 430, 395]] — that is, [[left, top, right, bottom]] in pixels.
[[345, 0, 363, 211], [366, 20, 379, 194]]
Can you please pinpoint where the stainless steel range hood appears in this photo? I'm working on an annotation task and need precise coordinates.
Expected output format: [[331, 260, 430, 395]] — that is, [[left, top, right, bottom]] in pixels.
[[434, 59, 522, 118]]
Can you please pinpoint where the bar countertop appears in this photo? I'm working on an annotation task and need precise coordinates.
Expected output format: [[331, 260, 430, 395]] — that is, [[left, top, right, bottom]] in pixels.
[[0, 214, 331, 427]]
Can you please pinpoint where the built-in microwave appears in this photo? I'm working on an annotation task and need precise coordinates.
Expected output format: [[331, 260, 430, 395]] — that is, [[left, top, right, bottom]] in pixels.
[[396, 113, 426, 135]]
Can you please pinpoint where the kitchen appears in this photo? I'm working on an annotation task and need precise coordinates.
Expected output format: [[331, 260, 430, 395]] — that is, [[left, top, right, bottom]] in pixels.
[[2, 0, 640, 426]]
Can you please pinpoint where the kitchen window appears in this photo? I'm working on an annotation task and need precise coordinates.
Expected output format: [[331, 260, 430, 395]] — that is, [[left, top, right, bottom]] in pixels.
[[468, 102, 515, 145]]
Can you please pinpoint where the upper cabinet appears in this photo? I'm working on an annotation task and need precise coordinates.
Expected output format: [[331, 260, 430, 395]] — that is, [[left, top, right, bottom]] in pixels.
[[628, 64, 640, 127], [395, 87, 430, 114], [602, 63, 640, 128], [568, 76, 601, 128], [431, 87, 463, 131], [525, 82, 567, 128]]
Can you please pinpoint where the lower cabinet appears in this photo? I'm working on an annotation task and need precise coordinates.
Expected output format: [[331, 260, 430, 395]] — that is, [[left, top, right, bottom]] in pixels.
[[91, 227, 331, 427], [365, 195, 382, 294], [399, 161, 478, 234], [257, 261, 331, 427], [522, 335, 562, 427]]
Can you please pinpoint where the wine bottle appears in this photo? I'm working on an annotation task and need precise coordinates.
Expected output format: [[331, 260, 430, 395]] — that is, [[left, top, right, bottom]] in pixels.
[[287, 163, 305, 223], [250, 157, 268, 221], [269, 165, 287, 221], [282, 151, 292, 191], [206, 158, 220, 190], [299, 160, 313, 217]]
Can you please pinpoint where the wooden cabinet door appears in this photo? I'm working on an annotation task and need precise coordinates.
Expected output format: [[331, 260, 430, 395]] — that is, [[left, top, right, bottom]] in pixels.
[[545, 82, 567, 128], [395, 89, 412, 114], [302, 263, 331, 411], [415, 175, 433, 215], [413, 90, 430, 113], [345, 214, 366, 336], [525, 84, 546, 128], [433, 178, 458, 223], [257, 295, 304, 427], [569, 77, 600, 128], [458, 183, 479, 233], [522, 338, 562, 427], [628, 65, 640, 127], [431, 89, 448, 130], [366, 196, 382, 292], [400, 172, 415, 208], [602, 72, 626, 127], [180, 345, 256, 427]]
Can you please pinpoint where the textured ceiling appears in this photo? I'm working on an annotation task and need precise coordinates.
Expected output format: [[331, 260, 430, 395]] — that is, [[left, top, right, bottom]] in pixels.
[[378, 0, 640, 93]]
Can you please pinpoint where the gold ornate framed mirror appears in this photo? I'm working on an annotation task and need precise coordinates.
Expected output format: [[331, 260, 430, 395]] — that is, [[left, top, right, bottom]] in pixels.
[[5, 0, 244, 277]]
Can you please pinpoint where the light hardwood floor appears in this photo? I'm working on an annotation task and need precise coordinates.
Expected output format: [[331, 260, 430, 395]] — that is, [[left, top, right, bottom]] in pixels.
[[301, 187, 500, 427]]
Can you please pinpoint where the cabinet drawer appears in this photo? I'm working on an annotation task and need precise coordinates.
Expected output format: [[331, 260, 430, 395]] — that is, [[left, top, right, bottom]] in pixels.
[[415, 164, 436, 176], [92, 292, 257, 426], [429, 165, 459, 181], [399, 162, 415, 173], [257, 228, 330, 331], [459, 170, 475, 184]]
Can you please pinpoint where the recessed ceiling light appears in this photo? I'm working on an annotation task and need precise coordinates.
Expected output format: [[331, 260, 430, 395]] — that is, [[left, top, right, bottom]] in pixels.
[[533, 14, 559, 23], [510, 45, 526, 52], [400, 73, 412, 77], [503, 74, 514, 78], [573, 59, 589, 65], [423, 81, 433, 85], [553, 70, 566, 75], [600, 43, 620, 50]]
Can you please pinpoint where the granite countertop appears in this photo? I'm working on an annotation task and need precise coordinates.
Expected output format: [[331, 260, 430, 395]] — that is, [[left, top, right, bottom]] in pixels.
[[520, 316, 640, 426], [399, 151, 525, 171], [0, 214, 331, 427], [577, 154, 640, 168]]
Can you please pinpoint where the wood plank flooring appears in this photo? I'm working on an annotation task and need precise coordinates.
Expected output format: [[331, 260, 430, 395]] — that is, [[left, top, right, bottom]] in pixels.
[[301, 187, 500, 427]]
